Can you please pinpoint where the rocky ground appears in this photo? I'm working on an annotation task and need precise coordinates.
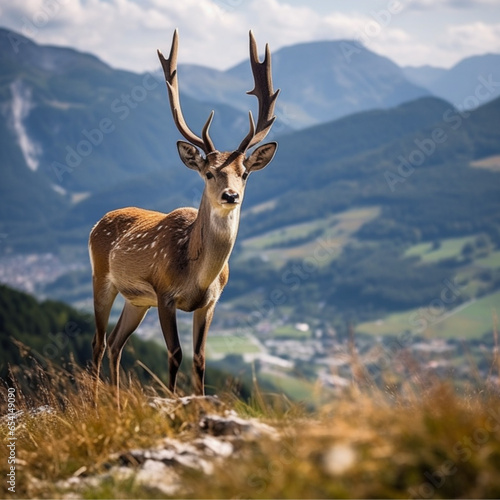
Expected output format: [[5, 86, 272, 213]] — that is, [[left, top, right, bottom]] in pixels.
[[20, 396, 279, 498]]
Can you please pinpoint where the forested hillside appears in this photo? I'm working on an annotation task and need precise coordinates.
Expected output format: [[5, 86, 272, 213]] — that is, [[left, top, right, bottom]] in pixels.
[[3, 96, 499, 338], [0, 284, 264, 397], [241, 95, 500, 237], [0, 27, 252, 251], [0, 284, 168, 382], [221, 95, 500, 329]]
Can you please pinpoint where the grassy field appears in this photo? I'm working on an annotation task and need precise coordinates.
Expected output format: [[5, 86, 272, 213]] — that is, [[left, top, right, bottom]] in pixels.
[[357, 289, 500, 339], [476, 250, 500, 268], [258, 371, 318, 402], [404, 235, 477, 263], [239, 206, 380, 267], [430, 290, 500, 339], [366, 234, 500, 340], [356, 311, 412, 337], [206, 334, 262, 356], [2, 361, 500, 499], [272, 324, 312, 339]]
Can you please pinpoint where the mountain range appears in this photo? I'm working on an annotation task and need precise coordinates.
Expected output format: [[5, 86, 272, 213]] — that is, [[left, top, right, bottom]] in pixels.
[[176, 39, 430, 129], [1, 27, 500, 336], [1, 26, 499, 253]]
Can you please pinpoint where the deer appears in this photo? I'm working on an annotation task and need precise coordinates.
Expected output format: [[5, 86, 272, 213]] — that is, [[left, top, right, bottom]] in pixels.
[[89, 29, 279, 401]]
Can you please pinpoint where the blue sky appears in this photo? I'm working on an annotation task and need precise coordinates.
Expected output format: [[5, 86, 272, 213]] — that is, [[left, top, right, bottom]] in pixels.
[[1, 0, 499, 72]]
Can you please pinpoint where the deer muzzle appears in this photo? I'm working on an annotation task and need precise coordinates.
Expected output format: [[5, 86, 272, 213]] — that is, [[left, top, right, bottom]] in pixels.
[[221, 190, 240, 204]]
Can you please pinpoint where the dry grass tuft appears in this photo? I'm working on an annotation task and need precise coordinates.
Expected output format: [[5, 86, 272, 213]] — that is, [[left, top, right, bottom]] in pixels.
[[186, 382, 500, 499], [0, 357, 229, 498], [2, 349, 500, 498]]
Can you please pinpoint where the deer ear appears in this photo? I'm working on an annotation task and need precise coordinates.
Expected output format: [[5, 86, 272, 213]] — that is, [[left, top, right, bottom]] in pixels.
[[177, 141, 205, 171], [244, 142, 278, 172]]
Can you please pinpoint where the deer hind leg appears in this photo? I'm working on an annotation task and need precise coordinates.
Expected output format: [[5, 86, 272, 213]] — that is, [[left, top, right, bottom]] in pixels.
[[107, 300, 149, 401], [158, 298, 182, 395], [192, 303, 215, 396], [92, 276, 118, 387]]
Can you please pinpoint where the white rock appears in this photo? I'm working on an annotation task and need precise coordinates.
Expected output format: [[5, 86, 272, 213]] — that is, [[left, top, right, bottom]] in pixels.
[[323, 443, 357, 475]]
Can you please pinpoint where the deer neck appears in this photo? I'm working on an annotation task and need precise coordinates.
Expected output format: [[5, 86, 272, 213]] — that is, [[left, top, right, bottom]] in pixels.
[[189, 192, 240, 288]]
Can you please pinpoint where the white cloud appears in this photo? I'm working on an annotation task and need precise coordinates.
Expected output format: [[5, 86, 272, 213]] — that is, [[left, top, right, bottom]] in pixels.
[[405, 0, 499, 11], [3, 0, 241, 71], [245, 0, 360, 43], [442, 21, 500, 57], [364, 21, 500, 69], [1, 0, 390, 72], [0, 0, 498, 73]]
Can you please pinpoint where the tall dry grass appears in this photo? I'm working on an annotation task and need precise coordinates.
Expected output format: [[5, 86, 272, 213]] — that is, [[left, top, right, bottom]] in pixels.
[[1, 341, 500, 499], [1, 354, 231, 498]]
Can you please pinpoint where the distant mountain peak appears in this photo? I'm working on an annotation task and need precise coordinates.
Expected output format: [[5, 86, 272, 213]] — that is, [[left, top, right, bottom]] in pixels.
[[178, 37, 430, 129], [404, 53, 500, 109], [0, 26, 111, 75]]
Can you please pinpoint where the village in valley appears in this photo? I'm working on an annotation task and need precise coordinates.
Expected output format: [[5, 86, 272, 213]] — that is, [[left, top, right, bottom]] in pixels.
[[2, 251, 497, 401], [134, 224, 500, 397]]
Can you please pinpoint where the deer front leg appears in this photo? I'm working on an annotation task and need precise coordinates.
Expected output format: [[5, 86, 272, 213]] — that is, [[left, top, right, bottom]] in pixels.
[[107, 301, 149, 405], [192, 303, 215, 396], [91, 276, 118, 399], [158, 297, 182, 394]]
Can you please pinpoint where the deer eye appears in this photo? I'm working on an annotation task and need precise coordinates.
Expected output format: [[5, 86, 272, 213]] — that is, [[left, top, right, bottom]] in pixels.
[[242, 171, 249, 180], [206, 171, 214, 180]]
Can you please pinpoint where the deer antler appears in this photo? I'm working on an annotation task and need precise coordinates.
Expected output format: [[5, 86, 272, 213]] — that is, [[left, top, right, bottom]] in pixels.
[[237, 31, 280, 154], [157, 30, 216, 154]]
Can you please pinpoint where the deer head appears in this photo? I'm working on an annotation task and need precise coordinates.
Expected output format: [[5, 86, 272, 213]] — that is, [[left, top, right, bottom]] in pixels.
[[157, 30, 280, 215]]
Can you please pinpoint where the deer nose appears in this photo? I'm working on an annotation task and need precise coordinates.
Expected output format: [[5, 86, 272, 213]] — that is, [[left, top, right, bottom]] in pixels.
[[222, 190, 239, 204]]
